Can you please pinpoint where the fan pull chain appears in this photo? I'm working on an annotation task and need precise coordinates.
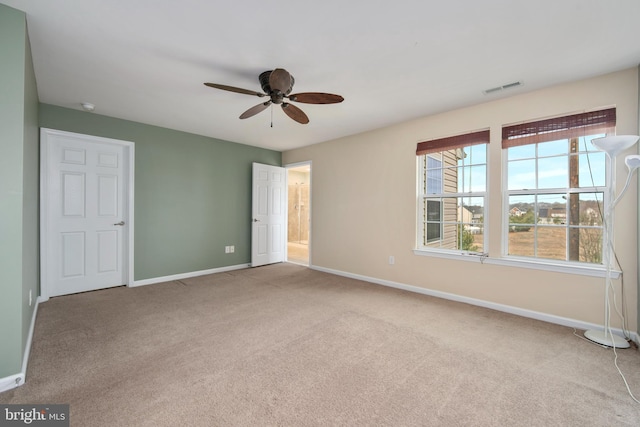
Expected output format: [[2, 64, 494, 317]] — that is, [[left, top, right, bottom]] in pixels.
[[270, 104, 274, 128]]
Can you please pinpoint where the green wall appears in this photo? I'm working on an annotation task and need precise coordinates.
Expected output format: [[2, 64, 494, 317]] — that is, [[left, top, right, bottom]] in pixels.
[[0, 4, 39, 380], [39, 104, 281, 280], [22, 19, 40, 365]]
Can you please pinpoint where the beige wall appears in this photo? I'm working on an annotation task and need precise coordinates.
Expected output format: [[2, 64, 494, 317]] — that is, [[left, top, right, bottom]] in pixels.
[[283, 68, 639, 331]]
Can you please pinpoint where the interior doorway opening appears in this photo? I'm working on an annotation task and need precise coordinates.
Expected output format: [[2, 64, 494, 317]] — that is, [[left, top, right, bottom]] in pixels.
[[286, 163, 310, 265]]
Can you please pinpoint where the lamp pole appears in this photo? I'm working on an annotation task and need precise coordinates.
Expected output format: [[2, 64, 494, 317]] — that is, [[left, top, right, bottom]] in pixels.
[[583, 135, 639, 348]]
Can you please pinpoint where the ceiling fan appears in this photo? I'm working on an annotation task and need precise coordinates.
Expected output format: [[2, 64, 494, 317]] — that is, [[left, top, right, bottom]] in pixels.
[[204, 68, 344, 124]]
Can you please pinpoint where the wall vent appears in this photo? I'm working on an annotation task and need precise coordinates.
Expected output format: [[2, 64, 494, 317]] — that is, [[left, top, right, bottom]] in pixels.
[[483, 81, 523, 95]]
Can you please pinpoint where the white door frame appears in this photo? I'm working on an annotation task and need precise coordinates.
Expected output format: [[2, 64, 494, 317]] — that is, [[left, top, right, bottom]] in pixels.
[[285, 161, 312, 265], [40, 128, 135, 301]]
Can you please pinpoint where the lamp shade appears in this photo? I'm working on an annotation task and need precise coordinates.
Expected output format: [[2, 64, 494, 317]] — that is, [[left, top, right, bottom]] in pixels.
[[625, 154, 640, 172], [591, 135, 639, 158]]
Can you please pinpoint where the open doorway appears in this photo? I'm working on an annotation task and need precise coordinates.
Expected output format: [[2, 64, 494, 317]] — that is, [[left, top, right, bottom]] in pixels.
[[286, 163, 311, 265]]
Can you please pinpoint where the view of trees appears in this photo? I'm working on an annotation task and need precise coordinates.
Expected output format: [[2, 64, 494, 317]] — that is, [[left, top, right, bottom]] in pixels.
[[509, 210, 533, 232], [458, 224, 478, 252]]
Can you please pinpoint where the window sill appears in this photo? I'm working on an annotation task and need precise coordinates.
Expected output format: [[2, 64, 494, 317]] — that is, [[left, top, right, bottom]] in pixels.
[[412, 249, 620, 279]]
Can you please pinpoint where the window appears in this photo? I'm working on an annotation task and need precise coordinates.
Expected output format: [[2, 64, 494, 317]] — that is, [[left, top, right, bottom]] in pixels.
[[502, 108, 615, 264], [417, 131, 489, 253]]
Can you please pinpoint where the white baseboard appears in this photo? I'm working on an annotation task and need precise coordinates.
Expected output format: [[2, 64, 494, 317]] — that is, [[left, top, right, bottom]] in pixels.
[[0, 296, 41, 394], [0, 373, 23, 394], [310, 264, 639, 343], [131, 263, 251, 287]]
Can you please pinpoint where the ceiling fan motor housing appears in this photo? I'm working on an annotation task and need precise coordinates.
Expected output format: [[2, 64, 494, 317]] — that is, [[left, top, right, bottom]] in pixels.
[[259, 70, 295, 104]]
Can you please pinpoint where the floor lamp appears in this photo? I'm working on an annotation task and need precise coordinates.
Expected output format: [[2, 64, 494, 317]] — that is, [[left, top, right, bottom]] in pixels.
[[584, 135, 640, 348]]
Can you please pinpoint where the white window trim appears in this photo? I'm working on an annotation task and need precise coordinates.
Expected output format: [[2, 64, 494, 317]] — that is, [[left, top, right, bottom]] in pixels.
[[412, 248, 620, 279]]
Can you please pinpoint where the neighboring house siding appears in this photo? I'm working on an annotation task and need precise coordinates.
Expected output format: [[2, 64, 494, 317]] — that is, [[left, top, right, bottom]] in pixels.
[[426, 150, 459, 249]]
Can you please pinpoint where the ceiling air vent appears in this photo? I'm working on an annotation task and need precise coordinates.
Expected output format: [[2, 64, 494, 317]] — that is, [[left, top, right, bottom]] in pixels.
[[483, 81, 523, 95]]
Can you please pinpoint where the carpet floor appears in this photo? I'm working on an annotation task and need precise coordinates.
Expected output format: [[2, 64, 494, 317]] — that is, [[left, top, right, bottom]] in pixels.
[[1, 263, 639, 426]]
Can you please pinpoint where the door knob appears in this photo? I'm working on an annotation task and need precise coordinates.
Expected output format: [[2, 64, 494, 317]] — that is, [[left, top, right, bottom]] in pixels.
[[253, 219, 260, 222], [114, 221, 125, 226]]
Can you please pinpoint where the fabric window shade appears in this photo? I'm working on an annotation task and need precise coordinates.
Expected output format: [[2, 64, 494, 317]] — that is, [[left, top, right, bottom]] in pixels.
[[416, 130, 490, 156], [502, 108, 616, 149]]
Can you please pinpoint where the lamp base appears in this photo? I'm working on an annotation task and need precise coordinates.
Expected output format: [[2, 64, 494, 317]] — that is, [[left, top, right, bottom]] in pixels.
[[584, 329, 630, 348]]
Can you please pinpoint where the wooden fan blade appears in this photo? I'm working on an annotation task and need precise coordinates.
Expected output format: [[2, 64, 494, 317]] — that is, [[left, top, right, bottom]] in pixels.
[[239, 101, 271, 119], [288, 92, 344, 104], [269, 69, 292, 93], [281, 102, 309, 124], [204, 83, 265, 97]]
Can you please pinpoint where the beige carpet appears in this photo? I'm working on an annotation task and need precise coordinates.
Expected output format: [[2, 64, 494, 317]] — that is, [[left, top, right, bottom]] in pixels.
[[1, 263, 639, 426]]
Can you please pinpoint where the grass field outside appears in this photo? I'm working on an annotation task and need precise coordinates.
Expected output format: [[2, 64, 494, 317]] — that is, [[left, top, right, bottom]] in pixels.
[[473, 226, 602, 263]]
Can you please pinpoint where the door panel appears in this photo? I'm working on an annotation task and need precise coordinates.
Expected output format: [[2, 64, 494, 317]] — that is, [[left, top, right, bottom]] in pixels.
[[62, 172, 85, 216], [98, 175, 118, 216], [252, 163, 286, 267], [61, 232, 85, 277], [97, 230, 119, 273]]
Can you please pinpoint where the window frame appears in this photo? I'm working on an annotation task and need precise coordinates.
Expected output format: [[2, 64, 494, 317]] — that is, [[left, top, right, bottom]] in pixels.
[[416, 132, 489, 255], [501, 109, 615, 266], [413, 109, 619, 277]]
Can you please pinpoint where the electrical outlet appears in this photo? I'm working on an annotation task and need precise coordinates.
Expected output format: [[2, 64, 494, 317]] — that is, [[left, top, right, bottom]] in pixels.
[[388, 255, 395, 265]]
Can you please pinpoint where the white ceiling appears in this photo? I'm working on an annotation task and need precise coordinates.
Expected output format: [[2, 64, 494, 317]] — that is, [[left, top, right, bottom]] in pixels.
[[3, 1, 640, 151]]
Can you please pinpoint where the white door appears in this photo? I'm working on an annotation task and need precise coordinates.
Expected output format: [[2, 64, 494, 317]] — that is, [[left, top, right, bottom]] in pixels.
[[41, 129, 134, 298], [251, 162, 286, 267]]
